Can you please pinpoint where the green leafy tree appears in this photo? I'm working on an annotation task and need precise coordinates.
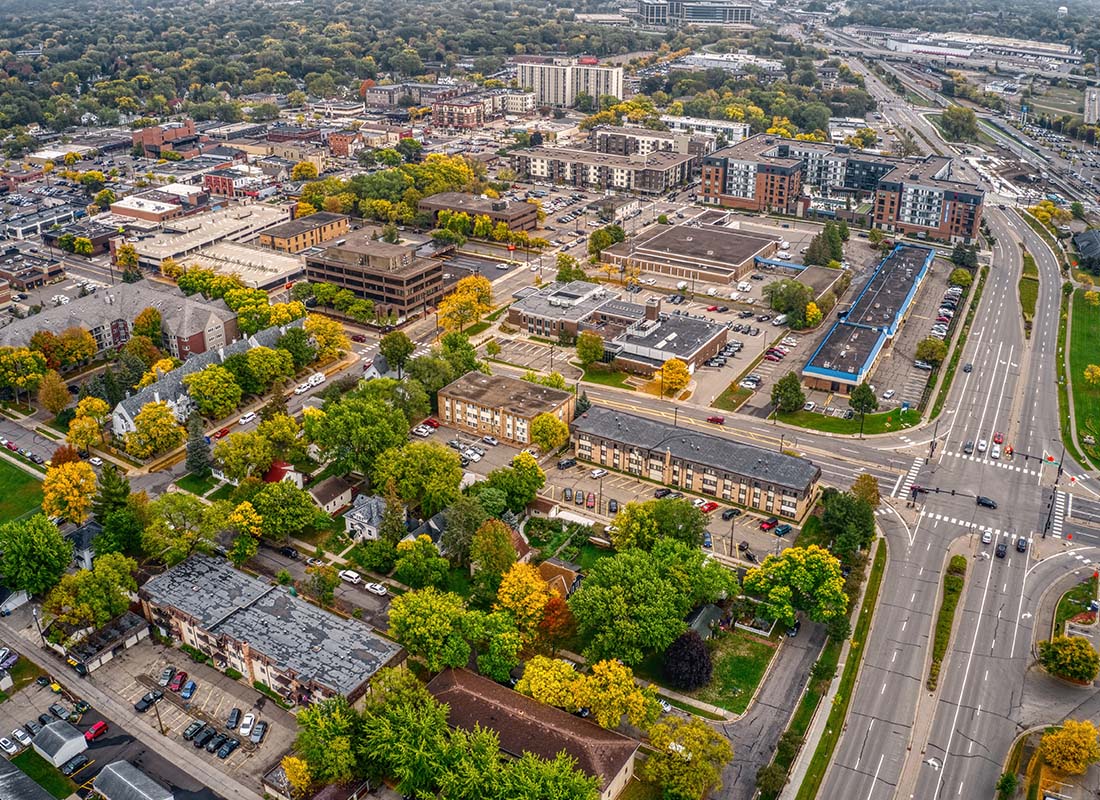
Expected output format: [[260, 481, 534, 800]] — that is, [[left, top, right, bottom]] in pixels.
[[771, 370, 806, 413], [393, 535, 450, 589], [470, 519, 517, 596], [277, 327, 317, 370], [91, 464, 131, 521], [1039, 636, 1100, 683], [388, 588, 471, 671], [306, 564, 341, 607], [475, 452, 545, 514], [143, 494, 223, 565], [132, 307, 163, 341], [44, 552, 137, 630], [183, 365, 243, 419], [373, 442, 463, 517], [610, 498, 705, 551], [185, 415, 212, 478], [763, 279, 815, 326], [213, 431, 275, 483], [822, 491, 876, 561], [466, 610, 524, 682], [641, 717, 734, 800], [744, 545, 848, 627], [948, 268, 973, 288], [529, 412, 570, 453], [253, 481, 320, 541], [303, 396, 410, 477], [576, 331, 604, 367], [848, 381, 878, 438], [916, 337, 948, 365], [442, 495, 487, 568], [295, 697, 362, 785], [378, 331, 416, 378], [940, 104, 979, 141], [0, 515, 72, 596]]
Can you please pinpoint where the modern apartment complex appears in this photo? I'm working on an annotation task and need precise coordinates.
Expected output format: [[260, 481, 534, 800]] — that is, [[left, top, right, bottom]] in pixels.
[[590, 125, 712, 157], [511, 147, 695, 194], [303, 228, 444, 319], [514, 56, 624, 107], [660, 115, 751, 143], [438, 372, 575, 446], [572, 407, 820, 519], [701, 134, 984, 242]]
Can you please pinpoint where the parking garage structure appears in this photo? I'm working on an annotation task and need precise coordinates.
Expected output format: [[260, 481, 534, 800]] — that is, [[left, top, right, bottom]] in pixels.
[[802, 243, 935, 394]]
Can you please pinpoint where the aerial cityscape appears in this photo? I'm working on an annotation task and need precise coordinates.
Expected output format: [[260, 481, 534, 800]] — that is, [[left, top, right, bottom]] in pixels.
[[0, 0, 1099, 798]]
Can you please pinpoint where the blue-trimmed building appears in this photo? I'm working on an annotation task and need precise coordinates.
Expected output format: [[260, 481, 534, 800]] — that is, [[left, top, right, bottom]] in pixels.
[[802, 244, 935, 393]]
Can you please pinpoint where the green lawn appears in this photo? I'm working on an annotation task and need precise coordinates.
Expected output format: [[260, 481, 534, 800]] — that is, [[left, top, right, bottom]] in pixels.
[[1069, 289, 1100, 468], [176, 472, 217, 496], [571, 541, 614, 571], [578, 364, 634, 391], [1019, 276, 1039, 336], [776, 406, 919, 436], [927, 555, 967, 691], [0, 458, 43, 523], [712, 383, 753, 412], [11, 750, 77, 799], [1054, 576, 1097, 635], [207, 483, 234, 501], [442, 566, 475, 599], [794, 514, 829, 550], [692, 628, 777, 715], [620, 779, 663, 800]]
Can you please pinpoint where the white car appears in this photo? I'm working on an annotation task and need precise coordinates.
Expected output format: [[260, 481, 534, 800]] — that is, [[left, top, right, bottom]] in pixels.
[[239, 713, 256, 737], [740, 380, 759, 390], [482, 436, 499, 446], [977, 439, 988, 453], [412, 426, 432, 437], [0, 738, 16, 756], [294, 383, 310, 395], [882, 389, 896, 400], [88, 457, 103, 467], [590, 468, 608, 479], [365, 583, 388, 596], [238, 412, 257, 425], [991, 444, 1002, 459], [339, 569, 362, 585], [463, 449, 482, 462], [803, 402, 816, 412], [691, 498, 706, 508], [308, 372, 326, 387], [11, 729, 30, 748], [658, 699, 673, 714]]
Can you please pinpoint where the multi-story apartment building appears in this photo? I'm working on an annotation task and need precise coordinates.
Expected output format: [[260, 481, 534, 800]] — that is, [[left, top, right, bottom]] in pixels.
[[328, 130, 363, 158], [514, 56, 624, 107], [660, 115, 751, 143], [303, 228, 444, 319], [258, 212, 350, 254], [590, 125, 712, 158], [511, 147, 695, 194], [572, 407, 820, 519], [140, 555, 404, 707], [431, 98, 487, 131], [701, 134, 984, 242], [638, 0, 753, 26], [438, 372, 575, 447]]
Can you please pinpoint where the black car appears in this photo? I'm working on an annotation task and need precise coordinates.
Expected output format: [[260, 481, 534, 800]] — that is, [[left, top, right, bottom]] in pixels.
[[557, 458, 577, 470], [217, 738, 241, 759], [60, 754, 89, 776], [654, 488, 671, 498], [608, 499, 619, 514], [976, 496, 998, 509], [183, 721, 206, 741], [787, 620, 802, 638], [227, 708, 241, 729], [25, 720, 41, 737], [1016, 537, 1028, 553], [722, 508, 741, 521], [995, 542, 1008, 558], [206, 733, 229, 753], [134, 690, 163, 713], [194, 727, 217, 748], [37, 713, 53, 727], [278, 546, 299, 559]]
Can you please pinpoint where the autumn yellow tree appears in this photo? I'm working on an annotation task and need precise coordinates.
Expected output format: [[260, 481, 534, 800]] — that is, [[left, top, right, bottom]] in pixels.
[[437, 279, 491, 332], [495, 562, 552, 643], [1041, 719, 1100, 775], [454, 274, 493, 308], [291, 161, 319, 181], [228, 501, 264, 539], [515, 654, 584, 710], [125, 401, 184, 459], [160, 257, 183, 279], [805, 301, 823, 327], [1086, 364, 1100, 387], [304, 314, 350, 362], [575, 659, 658, 729], [37, 370, 71, 416], [67, 417, 101, 453], [281, 755, 313, 798], [42, 461, 98, 523], [851, 473, 880, 508], [138, 357, 181, 388], [295, 200, 317, 218], [656, 358, 691, 396]]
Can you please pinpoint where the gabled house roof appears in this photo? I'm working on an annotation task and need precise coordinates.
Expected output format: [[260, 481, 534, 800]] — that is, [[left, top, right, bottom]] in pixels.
[[33, 720, 84, 758], [309, 476, 353, 508], [93, 760, 174, 800]]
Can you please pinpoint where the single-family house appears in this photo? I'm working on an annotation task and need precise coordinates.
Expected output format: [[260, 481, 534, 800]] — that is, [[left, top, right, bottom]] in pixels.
[[309, 477, 354, 515], [538, 557, 583, 597], [344, 494, 386, 541], [67, 520, 102, 571]]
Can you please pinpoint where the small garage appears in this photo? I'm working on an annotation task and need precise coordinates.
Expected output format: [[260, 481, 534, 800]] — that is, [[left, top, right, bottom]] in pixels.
[[32, 721, 87, 768]]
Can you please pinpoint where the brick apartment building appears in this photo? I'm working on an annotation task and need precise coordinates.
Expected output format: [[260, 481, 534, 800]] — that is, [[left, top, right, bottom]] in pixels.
[[418, 192, 539, 232], [438, 372, 575, 447], [259, 212, 350, 254]]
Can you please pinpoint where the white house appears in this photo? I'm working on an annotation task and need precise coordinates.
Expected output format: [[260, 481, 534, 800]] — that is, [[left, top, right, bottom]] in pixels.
[[343, 494, 386, 541], [309, 476, 354, 515]]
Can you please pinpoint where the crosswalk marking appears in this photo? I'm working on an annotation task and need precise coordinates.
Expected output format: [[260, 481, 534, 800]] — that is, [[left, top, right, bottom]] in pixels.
[[1050, 490, 1066, 540], [916, 509, 1036, 543], [940, 451, 1040, 477], [895, 457, 923, 498]]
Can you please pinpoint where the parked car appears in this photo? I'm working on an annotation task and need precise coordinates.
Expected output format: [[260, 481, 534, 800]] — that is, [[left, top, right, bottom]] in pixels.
[[158, 666, 176, 686], [575, 491, 585, 506], [0, 738, 17, 756], [722, 508, 741, 521], [194, 728, 217, 748], [701, 502, 719, 513], [702, 532, 712, 549], [608, 499, 619, 514], [563, 488, 573, 501], [590, 468, 607, 479], [996, 542, 1008, 558], [217, 738, 241, 759], [85, 721, 108, 742], [774, 523, 793, 536], [365, 583, 388, 596], [339, 570, 362, 584], [206, 733, 229, 753], [239, 714, 256, 737], [482, 435, 498, 446], [585, 492, 595, 509], [169, 671, 188, 692], [706, 416, 725, 424], [24, 721, 41, 738], [278, 546, 300, 559], [227, 708, 241, 729], [557, 458, 576, 470], [60, 754, 89, 776], [49, 703, 70, 719], [654, 488, 671, 498], [759, 517, 779, 531], [183, 721, 205, 741], [238, 412, 257, 425], [250, 721, 268, 744], [181, 680, 197, 700]]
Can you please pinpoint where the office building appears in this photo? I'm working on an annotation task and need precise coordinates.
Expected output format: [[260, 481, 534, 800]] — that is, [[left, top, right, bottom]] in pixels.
[[303, 228, 444, 319], [418, 192, 538, 232], [132, 120, 202, 159], [572, 407, 820, 518], [602, 221, 776, 284], [258, 212, 350, 254], [514, 56, 624, 107], [511, 147, 695, 194], [638, 0, 752, 26], [438, 372, 575, 447]]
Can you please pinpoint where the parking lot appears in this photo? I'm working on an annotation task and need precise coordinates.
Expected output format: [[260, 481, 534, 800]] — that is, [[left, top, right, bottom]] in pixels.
[[88, 639, 295, 782], [491, 339, 582, 380], [0, 663, 220, 800]]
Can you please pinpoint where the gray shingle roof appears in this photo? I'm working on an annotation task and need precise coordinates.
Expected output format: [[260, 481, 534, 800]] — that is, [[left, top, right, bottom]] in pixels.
[[32, 721, 83, 758], [0, 752, 55, 800], [1075, 229, 1100, 262], [571, 406, 820, 493], [93, 761, 174, 800]]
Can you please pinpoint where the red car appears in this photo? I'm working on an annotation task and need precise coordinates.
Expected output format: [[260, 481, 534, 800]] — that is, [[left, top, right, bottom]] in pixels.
[[350, 334, 367, 343], [169, 670, 188, 692], [759, 517, 779, 531], [993, 431, 1004, 444], [212, 427, 230, 439], [701, 502, 719, 513], [764, 354, 782, 362], [706, 305, 719, 312], [706, 416, 725, 425], [84, 721, 108, 742], [423, 418, 440, 429], [4, 441, 17, 451]]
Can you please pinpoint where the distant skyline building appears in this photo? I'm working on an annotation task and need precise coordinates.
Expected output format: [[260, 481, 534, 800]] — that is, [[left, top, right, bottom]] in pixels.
[[638, 0, 752, 27], [1085, 87, 1100, 125]]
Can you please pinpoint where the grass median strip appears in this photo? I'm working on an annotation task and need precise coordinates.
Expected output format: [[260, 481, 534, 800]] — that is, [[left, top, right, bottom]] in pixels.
[[927, 554, 967, 691], [1019, 250, 1039, 338], [794, 539, 887, 800], [1067, 288, 1100, 469]]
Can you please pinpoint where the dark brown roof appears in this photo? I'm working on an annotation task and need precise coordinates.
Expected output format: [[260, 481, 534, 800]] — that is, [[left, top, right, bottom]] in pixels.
[[538, 559, 580, 597], [427, 668, 637, 791], [309, 476, 353, 506]]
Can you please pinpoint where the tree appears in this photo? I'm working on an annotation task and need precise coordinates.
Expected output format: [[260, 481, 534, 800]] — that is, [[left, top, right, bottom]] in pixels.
[[744, 545, 848, 627], [44, 552, 136, 631], [771, 371, 806, 413], [530, 412, 570, 453], [306, 564, 341, 607], [867, 228, 885, 249], [302, 396, 409, 477], [471, 519, 517, 596], [763, 279, 815, 325], [68, 417, 102, 453], [995, 773, 1018, 800], [556, 253, 589, 283], [804, 301, 823, 328], [516, 654, 584, 710], [373, 442, 463, 517], [851, 473, 881, 508], [822, 491, 876, 560], [93, 188, 117, 210], [295, 697, 361, 785], [0, 515, 72, 595], [378, 331, 415, 378], [0, 346, 47, 403], [569, 539, 733, 664], [1038, 636, 1100, 683], [213, 431, 275, 483], [292, 161, 319, 181], [442, 494, 487, 567], [143, 493, 221, 565], [475, 452, 545, 515], [576, 331, 604, 367], [641, 717, 733, 800], [610, 498, 705, 551], [132, 307, 163, 341], [948, 268, 973, 288], [1041, 719, 1100, 774], [495, 562, 552, 643], [576, 659, 658, 729], [657, 358, 691, 396], [440, 331, 482, 377], [1071, 201, 1086, 220], [756, 763, 788, 796], [304, 314, 350, 362], [92, 464, 131, 521], [849, 381, 878, 438], [125, 401, 184, 459], [388, 588, 471, 671], [50, 444, 80, 466], [37, 370, 70, 416], [438, 286, 489, 332], [467, 610, 524, 682], [95, 505, 145, 558], [663, 630, 713, 691], [185, 416, 212, 477], [940, 105, 979, 141], [393, 535, 450, 589], [281, 755, 313, 798], [42, 461, 97, 524], [253, 481, 319, 541], [1086, 291, 1100, 308], [537, 595, 576, 656], [277, 327, 317, 370], [916, 337, 948, 365], [1085, 365, 1100, 387]]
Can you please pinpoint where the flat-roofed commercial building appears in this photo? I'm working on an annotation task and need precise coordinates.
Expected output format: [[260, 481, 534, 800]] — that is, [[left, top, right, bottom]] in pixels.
[[418, 192, 538, 232], [572, 406, 820, 518], [606, 304, 728, 373], [439, 372, 575, 447], [303, 228, 443, 319], [803, 244, 934, 392], [511, 147, 695, 194], [602, 221, 776, 285], [258, 212, 350, 253]]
